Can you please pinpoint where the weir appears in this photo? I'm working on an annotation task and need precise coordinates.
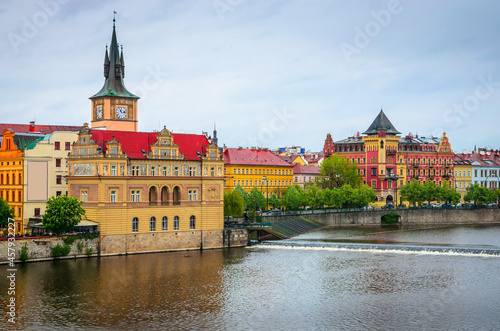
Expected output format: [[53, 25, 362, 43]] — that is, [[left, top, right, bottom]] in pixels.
[[256, 240, 500, 257]]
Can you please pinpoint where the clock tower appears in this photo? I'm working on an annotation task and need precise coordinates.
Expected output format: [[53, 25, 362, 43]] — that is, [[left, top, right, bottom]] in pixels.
[[90, 17, 139, 132]]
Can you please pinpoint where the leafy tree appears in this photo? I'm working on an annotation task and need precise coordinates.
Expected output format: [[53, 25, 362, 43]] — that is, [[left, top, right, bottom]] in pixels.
[[319, 154, 362, 189], [283, 186, 303, 210], [233, 184, 250, 209], [305, 185, 325, 209], [0, 197, 14, 229], [355, 184, 377, 207], [340, 184, 357, 208], [464, 183, 495, 205], [42, 196, 86, 235], [324, 187, 343, 208], [224, 190, 245, 220], [400, 179, 424, 206], [422, 181, 441, 204], [248, 187, 267, 211], [268, 193, 281, 210], [439, 181, 461, 204]]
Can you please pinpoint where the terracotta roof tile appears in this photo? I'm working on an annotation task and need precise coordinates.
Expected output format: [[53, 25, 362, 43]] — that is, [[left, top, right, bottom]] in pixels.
[[224, 148, 293, 166]]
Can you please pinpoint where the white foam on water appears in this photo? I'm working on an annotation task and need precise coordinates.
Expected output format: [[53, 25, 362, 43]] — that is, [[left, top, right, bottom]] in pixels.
[[248, 243, 500, 258]]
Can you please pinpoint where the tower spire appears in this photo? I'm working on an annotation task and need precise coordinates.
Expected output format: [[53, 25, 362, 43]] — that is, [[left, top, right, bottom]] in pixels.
[[213, 121, 218, 146]]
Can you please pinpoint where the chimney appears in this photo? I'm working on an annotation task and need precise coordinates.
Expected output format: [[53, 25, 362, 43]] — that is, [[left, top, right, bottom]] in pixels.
[[29, 120, 35, 132]]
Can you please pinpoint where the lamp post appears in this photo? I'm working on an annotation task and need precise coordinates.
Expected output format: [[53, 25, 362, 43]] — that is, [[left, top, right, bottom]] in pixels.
[[262, 175, 269, 211]]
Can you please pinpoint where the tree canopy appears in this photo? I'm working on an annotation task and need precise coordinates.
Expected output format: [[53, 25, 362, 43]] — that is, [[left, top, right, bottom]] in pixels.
[[42, 196, 86, 235], [319, 154, 362, 189], [464, 183, 496, 205], [224, 190, 245, 219], [0, 197, 14, 229]]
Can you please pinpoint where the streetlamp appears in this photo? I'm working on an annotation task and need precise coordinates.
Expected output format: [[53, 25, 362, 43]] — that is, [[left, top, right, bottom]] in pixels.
[[262, 175, 269, 211]]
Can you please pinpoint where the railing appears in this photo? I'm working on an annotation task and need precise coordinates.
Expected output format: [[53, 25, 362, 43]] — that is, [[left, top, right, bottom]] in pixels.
[[173, 201, 181, 206], [161, 201, 169, 206], [149, 201, 157, 206]]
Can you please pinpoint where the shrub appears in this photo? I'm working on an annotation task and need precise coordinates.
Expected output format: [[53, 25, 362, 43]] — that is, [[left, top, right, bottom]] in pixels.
[[382, 211, 400, 224], [77, 242, 84, 253], [63, 236, 77, 245], [51, 243, 72, 258], [19, 243, 29, 262], [86, 247, 94, 256]]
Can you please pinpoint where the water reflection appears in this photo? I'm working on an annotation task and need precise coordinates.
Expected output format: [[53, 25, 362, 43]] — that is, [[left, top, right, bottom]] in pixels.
[[1, 225, 500, 330]]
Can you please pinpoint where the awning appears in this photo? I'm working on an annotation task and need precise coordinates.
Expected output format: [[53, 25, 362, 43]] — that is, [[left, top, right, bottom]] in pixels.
[[30, 220, 98, 227]]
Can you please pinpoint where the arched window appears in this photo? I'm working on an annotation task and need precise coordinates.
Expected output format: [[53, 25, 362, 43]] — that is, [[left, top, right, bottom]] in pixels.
[[173, 186, 181, 205], [6, 174, 9, 185], [174, 216, 179, 230], [149, 186, 157, 205], [19, 173, 22, 184], [132, 217, 138, 232], [0, 174, 3, 185], [161, 186, 169, 205], [162, 216, 168, 230], [150, 216, 156, 231], [190, 216, 195, 229]]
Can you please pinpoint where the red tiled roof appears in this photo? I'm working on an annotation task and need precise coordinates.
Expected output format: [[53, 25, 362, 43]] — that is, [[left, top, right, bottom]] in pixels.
[[224, 148, 293, 166], [90, 130, 210, 160], [0, 123, 81, 134], [293, 163, 320, 174]]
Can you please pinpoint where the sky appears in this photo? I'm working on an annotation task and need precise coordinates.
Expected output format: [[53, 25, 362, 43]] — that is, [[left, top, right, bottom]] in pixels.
[[1, 0, 499, 153]]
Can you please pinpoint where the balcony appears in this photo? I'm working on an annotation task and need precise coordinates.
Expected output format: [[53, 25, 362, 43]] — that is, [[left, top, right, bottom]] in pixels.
[[161, 201, 169, 206], [149, 201, 157, 206], [173, 201, 181, 206]]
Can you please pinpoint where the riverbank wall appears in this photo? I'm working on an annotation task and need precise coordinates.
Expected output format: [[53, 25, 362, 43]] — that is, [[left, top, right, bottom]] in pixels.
[[0, 229, 248, 264]]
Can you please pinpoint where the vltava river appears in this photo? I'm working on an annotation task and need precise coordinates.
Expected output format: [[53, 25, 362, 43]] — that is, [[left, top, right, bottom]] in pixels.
[[1, 225, 500, 330]]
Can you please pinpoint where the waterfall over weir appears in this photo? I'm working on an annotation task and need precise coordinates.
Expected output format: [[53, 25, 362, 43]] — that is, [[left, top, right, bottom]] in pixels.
[[253, 240, 500, 257]]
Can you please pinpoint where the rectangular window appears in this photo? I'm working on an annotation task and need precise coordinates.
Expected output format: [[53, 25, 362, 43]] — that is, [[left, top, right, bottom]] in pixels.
[[295, 176, 297, 182], [151, 166, 156, 176], [56, 159, 61, 167], [211, 167, 215, 177], [468, 170, 470, 177], [189, 190, 197, 201], [18, 208, 21, 217], [132, 166, 139, 176], [174, 167, 179, 176], [189, 167, 196, 176], [162, 167, 168, 176], [81, 190, 88, 202], [56, 191, 62, 196], [371, 180, 377, 188], [250, 180, 253, 186], [111, 190, 117, 202], [54, 142, 60, 150], [34, 208, 41, 216], [56, 175, 62, 184], [111, 165, 116, 176], [65, 142, 71, 150], [371, 168, 376, 176]]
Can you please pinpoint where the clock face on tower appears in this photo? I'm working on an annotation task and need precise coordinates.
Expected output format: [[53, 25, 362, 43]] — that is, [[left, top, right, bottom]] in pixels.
[[96, 106, 103, 119], [116, 106, 127, 119]]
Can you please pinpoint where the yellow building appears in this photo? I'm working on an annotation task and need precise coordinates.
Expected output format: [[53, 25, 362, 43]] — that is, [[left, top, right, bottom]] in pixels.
[[67, 123, 224, 253], [453, 154, 473, 202], [23, 131, 79, 232], [223, 148, 294, 200]]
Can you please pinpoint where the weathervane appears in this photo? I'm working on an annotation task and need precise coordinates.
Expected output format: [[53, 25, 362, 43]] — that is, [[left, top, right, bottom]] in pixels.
[[113, 11, 117, 27]]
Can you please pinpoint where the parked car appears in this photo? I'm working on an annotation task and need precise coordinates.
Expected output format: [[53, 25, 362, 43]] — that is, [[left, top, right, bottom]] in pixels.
[[432, 203, 443, 208], [442, 203, 455, 208], [422, 203, 432, 209]]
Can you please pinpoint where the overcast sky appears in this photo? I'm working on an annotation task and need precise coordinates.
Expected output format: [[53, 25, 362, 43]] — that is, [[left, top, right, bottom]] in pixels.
[[1, 0, 499, 153]]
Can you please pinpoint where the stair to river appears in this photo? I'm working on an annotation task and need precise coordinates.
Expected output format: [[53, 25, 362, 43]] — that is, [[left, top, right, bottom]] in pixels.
[[264, 217, 324, 240]]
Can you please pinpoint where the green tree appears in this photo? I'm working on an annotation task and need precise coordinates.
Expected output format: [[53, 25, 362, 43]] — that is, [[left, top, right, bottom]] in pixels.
[[224, 190, 245, 220], [42, 196, 86, 235], [0, 197, 14, 229], [324, 187, 343, 208], [340, 184, 357, 208], [422, 181, 441, 204], [400, 179, 424, 206], [283, 186, 303, 210], [248, 187, 267, 211], [305, 185, 325, 209], [233, 184, 250, 209], [464, 183, 495, 205], [439, 181, 461, 204], [319, 154, 362, 189], [268, 193, 281, 210], [355, 184, 377, 207]]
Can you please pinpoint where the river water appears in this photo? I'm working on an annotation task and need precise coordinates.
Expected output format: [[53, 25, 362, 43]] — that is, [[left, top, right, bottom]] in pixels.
[[1, 224, 500, 330]]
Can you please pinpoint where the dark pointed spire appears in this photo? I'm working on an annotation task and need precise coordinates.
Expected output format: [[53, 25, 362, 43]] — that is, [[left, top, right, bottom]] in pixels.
[[91, 15, 138, 99], [104, 45, 110, 78], [213, 122, 218, 146], [120, 45, 125, 78], [363, 109, 400, 135]]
